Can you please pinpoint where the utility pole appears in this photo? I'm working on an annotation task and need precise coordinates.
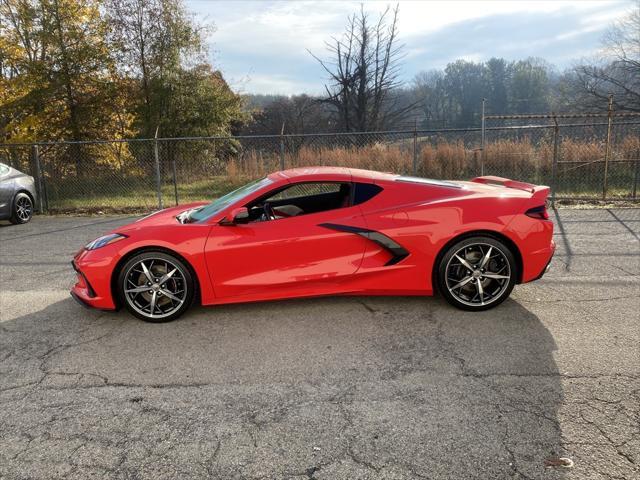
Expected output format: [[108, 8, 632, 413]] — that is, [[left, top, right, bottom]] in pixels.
[[602, 94, 614, 200], [480, 98, 486, 176]]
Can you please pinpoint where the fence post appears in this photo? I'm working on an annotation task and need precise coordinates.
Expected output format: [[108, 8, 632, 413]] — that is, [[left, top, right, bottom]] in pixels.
[[412, 120, 418, 176], [480, 98, 486, 176], [172, 157, 179, 206], [602, 94, 614, 200], [153, 129, 163, 210], [633, 147, 639, 200], [31, 144, 46, 213], [279, 123, 285, 170], [551, 114, 559, 204]]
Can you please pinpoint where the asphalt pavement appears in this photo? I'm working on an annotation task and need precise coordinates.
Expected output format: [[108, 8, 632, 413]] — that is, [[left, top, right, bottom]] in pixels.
[[0, 208, 638, 479]]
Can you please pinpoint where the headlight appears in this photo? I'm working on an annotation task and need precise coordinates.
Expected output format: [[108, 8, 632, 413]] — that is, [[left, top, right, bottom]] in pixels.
[[85, 233, 127, 250]]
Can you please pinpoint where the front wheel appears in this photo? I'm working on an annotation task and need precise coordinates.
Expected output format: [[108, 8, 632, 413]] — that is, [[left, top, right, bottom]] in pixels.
[[10, 192, 33, 224], [117, 251, 195, 322], [437, 236, 516, 311]]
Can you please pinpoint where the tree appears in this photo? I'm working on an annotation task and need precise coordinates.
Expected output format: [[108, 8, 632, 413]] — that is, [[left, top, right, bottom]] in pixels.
[[105, 0, 207, 137], [241, 94, 333, 135], [411, 70, 449, 128], [407, 57, 557, 125], [485, 57, 510, 115], [160, 64, 245, 138], [443, 60, 488, 127], [508, 58, 551, 113], [310, 4, 416, 132], [570, 3, 640, 111], [0, 0, 126, 145]]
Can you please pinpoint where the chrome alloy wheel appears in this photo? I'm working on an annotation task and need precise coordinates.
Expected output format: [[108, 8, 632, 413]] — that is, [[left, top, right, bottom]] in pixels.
[[445, 243, 511, 307], [16, 195, 32, 221], [123, 258, 188, 319]]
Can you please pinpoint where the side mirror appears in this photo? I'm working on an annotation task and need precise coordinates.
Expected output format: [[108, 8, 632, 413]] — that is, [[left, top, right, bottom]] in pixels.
[[220, 207, 249, 225]]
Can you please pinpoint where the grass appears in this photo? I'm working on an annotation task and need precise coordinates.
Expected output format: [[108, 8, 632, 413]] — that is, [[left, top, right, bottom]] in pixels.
[[46, 177, 252, 213]]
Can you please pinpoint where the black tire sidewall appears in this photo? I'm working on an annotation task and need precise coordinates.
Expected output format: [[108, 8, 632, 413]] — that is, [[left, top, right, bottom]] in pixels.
[[10, 192, 33, 224], [437, 236, 517, 311], [117, 251, 195, 323]]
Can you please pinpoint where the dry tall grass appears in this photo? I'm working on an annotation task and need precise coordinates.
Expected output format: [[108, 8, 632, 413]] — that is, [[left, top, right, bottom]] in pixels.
[[226, 136, 639, 185]]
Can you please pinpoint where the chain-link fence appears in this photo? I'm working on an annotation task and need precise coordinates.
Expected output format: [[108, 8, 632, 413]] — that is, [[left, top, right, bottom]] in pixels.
[[1, 113, 639, 213], [483, 112, 640, 202]]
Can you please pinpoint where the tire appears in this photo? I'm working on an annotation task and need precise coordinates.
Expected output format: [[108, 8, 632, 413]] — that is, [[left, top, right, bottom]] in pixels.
[[10, 192, 33, 224], [437, 236, 516, 311], [117, 251, 195, 322]]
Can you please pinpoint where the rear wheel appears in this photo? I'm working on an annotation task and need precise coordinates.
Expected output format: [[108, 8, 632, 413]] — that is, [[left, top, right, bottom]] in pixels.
[[117, 251, 194, 322], [437, 236, 516, 311], [10, 192, 33, 224]]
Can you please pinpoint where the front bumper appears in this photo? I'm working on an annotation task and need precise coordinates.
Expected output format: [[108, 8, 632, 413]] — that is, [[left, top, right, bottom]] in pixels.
[[70, 290, 93, 309], [70, 256, 117, 310]]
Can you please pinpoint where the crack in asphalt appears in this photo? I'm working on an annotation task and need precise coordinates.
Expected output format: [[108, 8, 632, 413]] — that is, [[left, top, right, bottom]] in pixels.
[[1, 210, 639, 479], [2, 374, 638, 479], [1, 309, 640, 479], [519, 294, 640, 304], [3, 372, 639, 397], [578, 408, 637, 466]]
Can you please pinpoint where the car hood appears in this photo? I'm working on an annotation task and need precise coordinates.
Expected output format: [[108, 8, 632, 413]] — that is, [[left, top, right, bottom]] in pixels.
[[116, 202, 209, 232]]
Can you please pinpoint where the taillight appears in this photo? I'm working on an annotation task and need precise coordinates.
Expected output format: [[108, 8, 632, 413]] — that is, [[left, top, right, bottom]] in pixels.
[[525, 205, 549, 220]]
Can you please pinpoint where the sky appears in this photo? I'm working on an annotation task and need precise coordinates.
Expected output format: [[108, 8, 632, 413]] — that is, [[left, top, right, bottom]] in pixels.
[[185, 0, 634, 95]]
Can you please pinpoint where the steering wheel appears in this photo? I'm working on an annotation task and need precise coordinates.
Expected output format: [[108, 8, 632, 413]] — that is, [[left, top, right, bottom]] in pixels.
[[263, 202, 276, 221]]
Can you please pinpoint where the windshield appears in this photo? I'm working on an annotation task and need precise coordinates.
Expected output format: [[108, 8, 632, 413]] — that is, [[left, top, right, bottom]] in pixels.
[[189, 177, 273, 222]]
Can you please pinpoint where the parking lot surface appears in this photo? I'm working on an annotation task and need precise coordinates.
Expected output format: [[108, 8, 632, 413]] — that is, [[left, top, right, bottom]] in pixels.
[[1, 208, 638, 480]]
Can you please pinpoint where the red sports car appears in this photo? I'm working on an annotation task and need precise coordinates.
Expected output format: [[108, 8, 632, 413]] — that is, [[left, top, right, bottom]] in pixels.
[[71, 167, 555, 322]]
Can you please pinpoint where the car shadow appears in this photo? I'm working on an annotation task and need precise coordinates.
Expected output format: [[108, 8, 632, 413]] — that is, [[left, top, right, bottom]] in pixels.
[[1, 295, 566, 479], [551, 206, 573, 271]]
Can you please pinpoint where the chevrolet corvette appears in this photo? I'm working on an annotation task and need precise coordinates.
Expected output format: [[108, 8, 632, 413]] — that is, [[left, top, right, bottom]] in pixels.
[[71, 167, 555, 322]]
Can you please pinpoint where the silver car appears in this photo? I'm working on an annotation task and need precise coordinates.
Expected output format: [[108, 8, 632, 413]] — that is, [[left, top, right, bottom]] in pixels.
[[0, 163, 37, 224]]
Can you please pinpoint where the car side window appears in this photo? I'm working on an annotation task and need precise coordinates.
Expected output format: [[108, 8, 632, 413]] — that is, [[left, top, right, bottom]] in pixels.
[[353, 183, 383, 205], [248, 182, 352, 222], [0, 164, 9, 177], [269, 182, 342, 201]]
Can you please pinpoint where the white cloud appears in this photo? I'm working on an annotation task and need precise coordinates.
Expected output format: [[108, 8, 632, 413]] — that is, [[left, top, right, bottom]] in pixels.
[[186, 0, 633, 94], [234, 73, 321, 96]]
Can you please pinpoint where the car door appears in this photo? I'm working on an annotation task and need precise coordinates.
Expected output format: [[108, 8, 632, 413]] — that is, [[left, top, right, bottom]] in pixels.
[[204, 182, 370, 299], [0, 164, 15, 218]]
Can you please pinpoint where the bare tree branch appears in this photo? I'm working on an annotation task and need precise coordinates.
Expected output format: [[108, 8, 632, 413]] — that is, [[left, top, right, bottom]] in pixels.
[[308, 3, 410, 132]]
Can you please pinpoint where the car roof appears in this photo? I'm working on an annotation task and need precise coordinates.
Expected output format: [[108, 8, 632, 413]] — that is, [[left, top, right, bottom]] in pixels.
[[271, 166, 397, 183], [348, 168, 397, 182]]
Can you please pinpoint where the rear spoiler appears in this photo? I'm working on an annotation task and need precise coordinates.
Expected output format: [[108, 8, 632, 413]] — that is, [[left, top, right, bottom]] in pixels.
[[471, 176, 550, 202]]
